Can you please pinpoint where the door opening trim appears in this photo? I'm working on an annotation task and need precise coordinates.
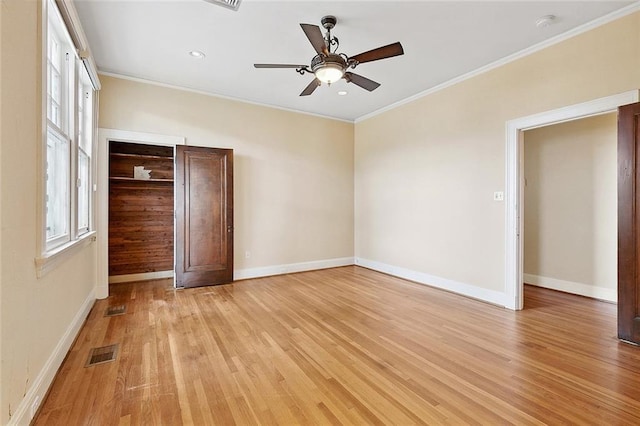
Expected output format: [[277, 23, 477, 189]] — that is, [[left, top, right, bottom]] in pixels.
[[504, 90, 639, 310], [96, 128, 185, 299]]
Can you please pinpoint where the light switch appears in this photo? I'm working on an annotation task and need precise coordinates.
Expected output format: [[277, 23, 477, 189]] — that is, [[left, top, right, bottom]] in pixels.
[[493, 191, 504, 201]]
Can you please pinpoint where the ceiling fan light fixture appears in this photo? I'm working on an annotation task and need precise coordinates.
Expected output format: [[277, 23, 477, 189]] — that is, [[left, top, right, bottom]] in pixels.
[[311, 53, 346, 84], [315, 64, 344, 84]]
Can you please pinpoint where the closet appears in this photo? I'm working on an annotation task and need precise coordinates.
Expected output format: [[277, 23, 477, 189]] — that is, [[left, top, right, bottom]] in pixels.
[[108, 141, 174, 279]]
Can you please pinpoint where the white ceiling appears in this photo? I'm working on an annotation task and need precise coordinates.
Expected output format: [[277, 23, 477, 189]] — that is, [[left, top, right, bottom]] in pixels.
[[74, 0, 634, 121]]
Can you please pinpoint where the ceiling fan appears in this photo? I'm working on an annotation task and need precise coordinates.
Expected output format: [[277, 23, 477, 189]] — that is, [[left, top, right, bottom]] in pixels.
[[254, 15, 404, 96]]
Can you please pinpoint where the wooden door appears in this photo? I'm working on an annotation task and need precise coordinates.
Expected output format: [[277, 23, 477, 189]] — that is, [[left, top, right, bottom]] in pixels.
[[618, 102, 640, 344], [175, 146, 233, 288]]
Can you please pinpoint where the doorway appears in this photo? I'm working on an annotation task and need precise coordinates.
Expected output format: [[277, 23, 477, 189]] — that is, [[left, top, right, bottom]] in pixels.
[[504, 90, 639, 311], [522, 113, 617, 304], [98, 130, 183, 298], [108, 142, 234, 287], [96, 129, 234, 299], [108, 141, 175, 283]]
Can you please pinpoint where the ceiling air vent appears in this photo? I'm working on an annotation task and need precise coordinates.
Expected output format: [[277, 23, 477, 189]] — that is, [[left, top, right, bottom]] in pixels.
[[203, 0, 241, 11]]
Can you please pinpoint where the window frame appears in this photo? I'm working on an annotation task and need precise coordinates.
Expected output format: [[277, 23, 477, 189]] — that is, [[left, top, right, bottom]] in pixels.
[[45, 125, 72, 248], [36, 0, 98, 277], [76, 70, 94, 236]]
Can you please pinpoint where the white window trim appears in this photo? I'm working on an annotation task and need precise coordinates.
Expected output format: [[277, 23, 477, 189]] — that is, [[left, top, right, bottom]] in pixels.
[[35, 231, 96, 278], [76, 71, 93, 236], [36, 0, 99, 277], [77, 146, 92, 235]]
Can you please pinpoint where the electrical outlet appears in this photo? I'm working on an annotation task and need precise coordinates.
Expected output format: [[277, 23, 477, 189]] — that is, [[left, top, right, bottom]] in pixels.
[[493, 191, 504, 201], [245, 251, 251, 259], [30, 396, 41, 419]]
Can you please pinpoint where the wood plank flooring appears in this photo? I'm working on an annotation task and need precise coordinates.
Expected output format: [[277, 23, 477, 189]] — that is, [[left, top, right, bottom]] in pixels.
[[34, 266, 640, 425]]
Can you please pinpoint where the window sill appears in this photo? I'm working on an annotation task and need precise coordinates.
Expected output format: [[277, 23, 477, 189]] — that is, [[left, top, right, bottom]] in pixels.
[[35, 231, 97, 278]]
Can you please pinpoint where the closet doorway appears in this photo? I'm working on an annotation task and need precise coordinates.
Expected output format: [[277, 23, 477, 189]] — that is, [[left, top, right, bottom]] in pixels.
[[108, 141, 175, 283], [98, 130, 233, 296]]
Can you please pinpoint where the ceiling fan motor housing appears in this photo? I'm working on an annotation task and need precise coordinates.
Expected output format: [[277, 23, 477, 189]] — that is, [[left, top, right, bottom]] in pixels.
[[311, 53, 345, 72]]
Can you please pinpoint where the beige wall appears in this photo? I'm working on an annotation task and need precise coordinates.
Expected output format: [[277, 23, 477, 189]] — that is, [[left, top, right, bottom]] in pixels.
[[0, 0, 4, 415], [98, 76, 355, 272], [355, 13, 639, 295], [1, 1, 96, 424], [524, 114, 617, 299]]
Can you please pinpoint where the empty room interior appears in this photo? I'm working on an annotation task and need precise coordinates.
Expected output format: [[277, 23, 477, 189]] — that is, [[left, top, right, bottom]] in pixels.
[[2, 0, 640, 424]]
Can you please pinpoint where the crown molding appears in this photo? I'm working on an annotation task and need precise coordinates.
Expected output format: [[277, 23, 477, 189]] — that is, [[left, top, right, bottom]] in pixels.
[[98, 71, 354, 124], [355, 1, 640, 123]]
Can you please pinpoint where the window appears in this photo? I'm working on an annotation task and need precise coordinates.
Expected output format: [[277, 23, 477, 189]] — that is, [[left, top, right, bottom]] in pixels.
[[77, 74, 93, 234], [46, 129, 70, 244], [47, 24, 64, 129], [43, 0, 96, 255]]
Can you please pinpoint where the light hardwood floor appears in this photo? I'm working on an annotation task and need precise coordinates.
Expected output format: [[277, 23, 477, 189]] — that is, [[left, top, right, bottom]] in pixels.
[[35, 266, 640, 425]]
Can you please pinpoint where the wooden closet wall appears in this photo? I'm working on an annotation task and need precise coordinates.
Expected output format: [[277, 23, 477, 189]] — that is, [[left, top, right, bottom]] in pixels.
[[108, 142, 174, 277]]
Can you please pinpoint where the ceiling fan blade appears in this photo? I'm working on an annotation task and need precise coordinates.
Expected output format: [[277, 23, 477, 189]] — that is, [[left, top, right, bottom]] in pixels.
[[254, 64, 306, 69], [300, 24, 328, 56], [344, 72, 380, 92], [349, 42, 404, 64], [300, 78, 321, 96]]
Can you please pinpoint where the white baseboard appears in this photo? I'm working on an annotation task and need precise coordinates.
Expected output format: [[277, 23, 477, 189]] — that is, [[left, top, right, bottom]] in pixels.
[[108, 270, 174, 284], [8, 289, 96, 426], [355, 257, 509, 307], [523, 273, 617, 302], [234, 257, 354, 281]]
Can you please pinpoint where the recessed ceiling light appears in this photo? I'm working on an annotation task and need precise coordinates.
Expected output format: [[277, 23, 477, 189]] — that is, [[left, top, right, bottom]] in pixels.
[[337, 90, 348, 96], [535, 15, 556, 28], [189, 50, 206, 59]]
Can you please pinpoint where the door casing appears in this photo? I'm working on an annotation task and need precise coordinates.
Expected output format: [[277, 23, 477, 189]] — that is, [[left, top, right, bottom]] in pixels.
[[504, 90, 639, 310], [96, 129, 184, 299]]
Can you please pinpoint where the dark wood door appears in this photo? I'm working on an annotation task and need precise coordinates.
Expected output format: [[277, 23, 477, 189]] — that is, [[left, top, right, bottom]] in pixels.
[[176, 146, 233, 288], [618, 102, 640, 344]]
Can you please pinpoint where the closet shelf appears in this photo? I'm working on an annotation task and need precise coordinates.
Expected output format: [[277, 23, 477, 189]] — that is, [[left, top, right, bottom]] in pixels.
[[109, 152, 173, 160], [109, 177, 174, 183]]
